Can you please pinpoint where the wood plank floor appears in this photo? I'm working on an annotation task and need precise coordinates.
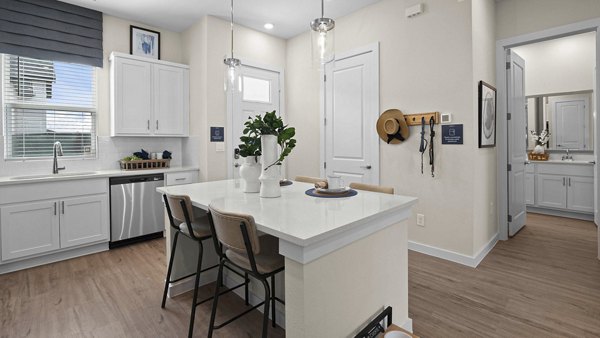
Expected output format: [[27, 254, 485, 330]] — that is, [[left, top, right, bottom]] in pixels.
[[409, 213, 600, 337], [1, 212, 598, 337]]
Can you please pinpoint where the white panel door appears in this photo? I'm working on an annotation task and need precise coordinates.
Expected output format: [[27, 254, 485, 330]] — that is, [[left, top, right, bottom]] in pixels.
[[537, 174, 567, 209], [325, 47, 379, 185], [114, 58, 153, 135], [0, 201, 60, 261], [229, 65, 280, 179], [567, 176, 594, 213], [60, 195, 109, 248], [153, 64, 188, 136], [507, 50, 527, 236], [555, 99, 586, 150]]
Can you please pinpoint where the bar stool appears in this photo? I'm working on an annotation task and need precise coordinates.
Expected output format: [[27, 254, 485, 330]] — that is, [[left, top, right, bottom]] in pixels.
[[349, 182, 395, 194], [207, 204, 285, 338], [161, 194, 249, 338]]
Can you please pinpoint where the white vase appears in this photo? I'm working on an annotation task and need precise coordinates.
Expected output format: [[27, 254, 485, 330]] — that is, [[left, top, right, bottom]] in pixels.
[[239, 156, 261, 193], [259, 135, 281, 198], [533, 145, 545, 154]]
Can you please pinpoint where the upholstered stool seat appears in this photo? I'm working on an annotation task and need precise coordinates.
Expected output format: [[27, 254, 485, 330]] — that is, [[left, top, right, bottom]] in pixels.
[[225, 235, 284, 274]]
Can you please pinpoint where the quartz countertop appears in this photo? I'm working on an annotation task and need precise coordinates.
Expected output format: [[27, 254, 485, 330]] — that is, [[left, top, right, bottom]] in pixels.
[[528, 160, 595, 165], [0, 167, 199, 186]]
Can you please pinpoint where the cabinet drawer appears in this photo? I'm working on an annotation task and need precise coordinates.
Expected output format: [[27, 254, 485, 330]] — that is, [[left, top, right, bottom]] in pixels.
[[0, 178, 108, 205], [166, 171, 198, 186], [536, 163, 593, 177]]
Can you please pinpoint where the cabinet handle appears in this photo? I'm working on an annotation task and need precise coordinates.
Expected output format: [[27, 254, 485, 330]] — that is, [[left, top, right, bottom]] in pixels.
[[156, 120, 159, 130], [568, 177, 571, 187], [54, 202, 57, 215], [175, 178, 186, 181], [563, 177, 565, 186], [61, 201, 65, 214], [147, 120, 150, 130]]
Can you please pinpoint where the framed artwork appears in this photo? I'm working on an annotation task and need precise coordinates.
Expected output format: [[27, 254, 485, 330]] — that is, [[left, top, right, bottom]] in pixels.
[[478, 80, 496, 148], [130, 26, 160, 60]]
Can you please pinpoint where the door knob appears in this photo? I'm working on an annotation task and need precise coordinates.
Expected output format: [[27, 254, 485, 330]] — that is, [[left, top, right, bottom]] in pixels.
[[361, 165, 372, 169], [234, 163, 240, 168]]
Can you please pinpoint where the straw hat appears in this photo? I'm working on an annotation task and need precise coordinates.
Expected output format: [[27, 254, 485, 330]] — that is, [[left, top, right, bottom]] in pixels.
[[376, 109, 410, 144]]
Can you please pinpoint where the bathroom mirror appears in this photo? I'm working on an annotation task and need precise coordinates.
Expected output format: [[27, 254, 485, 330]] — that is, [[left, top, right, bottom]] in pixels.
[[527, 91, 594, 151]]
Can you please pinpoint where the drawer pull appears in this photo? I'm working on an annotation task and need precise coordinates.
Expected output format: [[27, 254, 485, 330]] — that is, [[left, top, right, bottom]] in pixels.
[[61, 201, 65, 214], [175, 178, 186, 181]]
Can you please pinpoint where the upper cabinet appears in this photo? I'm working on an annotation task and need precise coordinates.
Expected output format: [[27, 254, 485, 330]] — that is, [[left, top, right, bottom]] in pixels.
[[110, 52, 189, 137]]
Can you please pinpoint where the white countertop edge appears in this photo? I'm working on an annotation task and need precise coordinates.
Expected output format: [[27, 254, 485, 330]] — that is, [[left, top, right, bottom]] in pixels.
[[279, 207, 413, 264], [528, 160, 594, 165], [0, 167, 200, 186]]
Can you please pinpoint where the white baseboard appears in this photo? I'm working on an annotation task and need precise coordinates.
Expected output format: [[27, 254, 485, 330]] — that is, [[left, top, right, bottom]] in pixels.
[[527, 206, 594, 221], [167, 268, 218, 298], [408, 233, 498, 268], [0, 242, 108, 274], [400, 318, 413, 333]]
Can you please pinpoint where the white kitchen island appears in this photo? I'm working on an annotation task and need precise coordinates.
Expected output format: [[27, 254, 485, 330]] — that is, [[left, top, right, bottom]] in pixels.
[[157, 179, 417, 337]]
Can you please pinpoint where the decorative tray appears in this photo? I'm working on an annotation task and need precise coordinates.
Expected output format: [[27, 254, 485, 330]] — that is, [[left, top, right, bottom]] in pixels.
[[119, 159, 171, 170], [528, 152, 549, 161]]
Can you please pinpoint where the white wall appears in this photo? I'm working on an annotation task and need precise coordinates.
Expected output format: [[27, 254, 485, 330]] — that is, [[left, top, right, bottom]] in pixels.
[[182, 16, 287, 182], [512, 32, 596, 96], [496, 0, 600, 40], [287, 0, 500, 257]]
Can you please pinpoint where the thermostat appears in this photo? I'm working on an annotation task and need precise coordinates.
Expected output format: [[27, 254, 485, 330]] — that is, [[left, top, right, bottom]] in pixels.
[[441, 113, 452, 124]]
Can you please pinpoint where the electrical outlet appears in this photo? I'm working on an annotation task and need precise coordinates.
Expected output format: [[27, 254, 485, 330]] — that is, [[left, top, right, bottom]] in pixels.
[[416, 214, 425, 226]]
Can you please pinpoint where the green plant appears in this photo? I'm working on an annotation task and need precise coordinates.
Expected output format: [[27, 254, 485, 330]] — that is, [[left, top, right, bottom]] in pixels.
[[242, 110, 296, 170], [238, 134, 261, 160]]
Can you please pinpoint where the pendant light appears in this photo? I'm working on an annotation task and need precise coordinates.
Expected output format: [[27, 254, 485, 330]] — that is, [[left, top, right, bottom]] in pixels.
[[310, 0, 335, 64], [224, 0, 241, 92]]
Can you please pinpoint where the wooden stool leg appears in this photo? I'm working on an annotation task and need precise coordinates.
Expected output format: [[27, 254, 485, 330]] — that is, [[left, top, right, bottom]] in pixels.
[[161, 231, 179, 308], [188, 242, 204, 338]]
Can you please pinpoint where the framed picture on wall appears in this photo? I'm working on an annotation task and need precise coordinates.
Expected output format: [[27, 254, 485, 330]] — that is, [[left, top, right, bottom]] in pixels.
[[130, 26, 160, 60], [478, 81, 496, 148]]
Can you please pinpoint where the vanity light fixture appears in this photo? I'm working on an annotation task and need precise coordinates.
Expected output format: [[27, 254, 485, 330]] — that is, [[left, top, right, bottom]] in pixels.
[[264, 23, 274, 30], [224, 0, 241, 92], [310, 0, 335, 64]]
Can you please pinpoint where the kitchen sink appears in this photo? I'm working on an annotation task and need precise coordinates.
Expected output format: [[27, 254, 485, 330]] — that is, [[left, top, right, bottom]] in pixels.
[[9, 171, 99, 180]]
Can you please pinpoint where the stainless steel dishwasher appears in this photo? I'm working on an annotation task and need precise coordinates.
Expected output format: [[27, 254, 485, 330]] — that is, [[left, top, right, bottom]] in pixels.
[[109, 173, 164, 248]]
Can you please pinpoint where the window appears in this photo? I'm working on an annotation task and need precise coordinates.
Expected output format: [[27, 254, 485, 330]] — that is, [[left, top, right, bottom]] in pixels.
[[242, 76, 271, 103], [2, 54, 97, 159]]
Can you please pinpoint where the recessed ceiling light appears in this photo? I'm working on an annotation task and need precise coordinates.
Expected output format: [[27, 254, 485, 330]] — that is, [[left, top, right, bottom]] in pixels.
[[264, 23, 274, 30]]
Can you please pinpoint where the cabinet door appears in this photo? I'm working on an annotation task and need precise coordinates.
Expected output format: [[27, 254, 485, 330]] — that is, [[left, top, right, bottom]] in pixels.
[[567, 176, 594, 213], [153, 64, 188, 136], [536, 174, 567, 209], [113, 57, 153, 135], [60, 195, 109, 248], [1, 201, 60, 261], [525, 172, 535, 205]]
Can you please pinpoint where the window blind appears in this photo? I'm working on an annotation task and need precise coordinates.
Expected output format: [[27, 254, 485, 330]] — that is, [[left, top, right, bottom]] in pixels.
[[3, 54, 97, 160], [0, 0, 103, 68]]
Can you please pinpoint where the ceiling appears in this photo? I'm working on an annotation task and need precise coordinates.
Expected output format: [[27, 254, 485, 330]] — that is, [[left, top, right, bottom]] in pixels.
[[59, 0, 383, 39]]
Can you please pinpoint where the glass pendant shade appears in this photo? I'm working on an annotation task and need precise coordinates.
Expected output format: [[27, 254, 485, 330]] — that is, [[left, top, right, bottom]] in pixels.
[[310, 2, 335, 64], [224, 57, 241, 93]]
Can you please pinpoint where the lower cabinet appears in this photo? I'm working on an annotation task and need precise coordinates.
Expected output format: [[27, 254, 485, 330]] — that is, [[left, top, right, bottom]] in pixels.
[[532, 163, 594, 214], [0, 179, 109, 263], [0, 201, 60, 261]]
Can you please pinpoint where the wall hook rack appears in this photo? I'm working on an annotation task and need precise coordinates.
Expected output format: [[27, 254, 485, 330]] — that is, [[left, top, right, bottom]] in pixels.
[[404, 112, 440, 126]]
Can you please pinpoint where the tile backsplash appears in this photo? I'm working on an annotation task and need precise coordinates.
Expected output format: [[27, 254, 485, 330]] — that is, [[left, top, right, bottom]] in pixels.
[[0, 136, 199, 177]]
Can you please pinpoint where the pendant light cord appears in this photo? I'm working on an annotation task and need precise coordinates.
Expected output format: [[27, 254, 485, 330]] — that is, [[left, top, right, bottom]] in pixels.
[[321, 0, 324, 18], [230, 0, 234, 59]]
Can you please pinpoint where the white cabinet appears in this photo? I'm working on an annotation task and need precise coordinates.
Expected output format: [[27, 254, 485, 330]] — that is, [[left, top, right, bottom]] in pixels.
[[0, 179, 109, 263], [525, 172, 535, 205], [533, 163, 594, 214], [0, 201, 60, 260], [60, 195, 109, 248], [166, 170, 199, 186], [110, 52, 189, 137]]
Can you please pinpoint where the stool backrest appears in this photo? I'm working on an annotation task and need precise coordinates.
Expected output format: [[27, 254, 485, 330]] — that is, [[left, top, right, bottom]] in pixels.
[[208, 204, 261, 255], [295, 175, 325, 184], [164, 194, 195, 224], [349, 182, 394, 194]]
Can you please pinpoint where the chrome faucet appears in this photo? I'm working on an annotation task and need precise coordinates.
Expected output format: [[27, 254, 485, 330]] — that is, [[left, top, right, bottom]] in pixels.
[[561, 148, 573, 161], [53, 141, 65, 174]]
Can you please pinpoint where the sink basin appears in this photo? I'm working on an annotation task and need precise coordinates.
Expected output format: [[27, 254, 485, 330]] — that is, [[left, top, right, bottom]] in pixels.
[[10, 171, 99, 180]]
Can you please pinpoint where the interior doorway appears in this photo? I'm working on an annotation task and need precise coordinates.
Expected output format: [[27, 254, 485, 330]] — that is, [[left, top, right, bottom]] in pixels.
[[497, 23, 600, 241]]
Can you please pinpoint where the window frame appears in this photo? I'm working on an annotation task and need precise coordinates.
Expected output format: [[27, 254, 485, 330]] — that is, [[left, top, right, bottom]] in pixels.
[[1, 54, 99, 161]]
